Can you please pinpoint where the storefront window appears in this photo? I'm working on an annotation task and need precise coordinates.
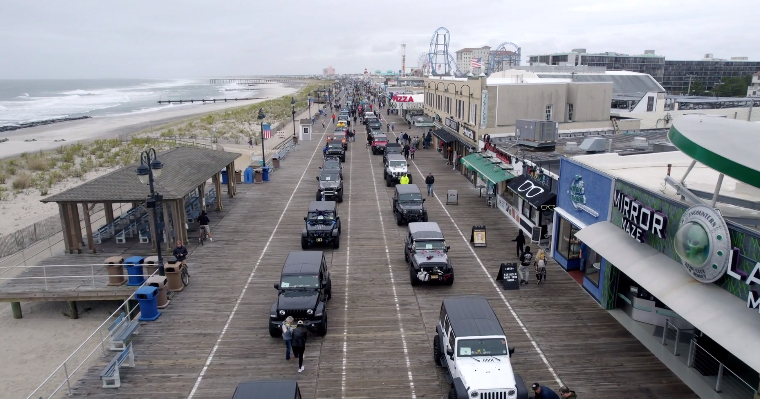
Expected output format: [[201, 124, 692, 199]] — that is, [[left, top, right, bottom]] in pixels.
[[505, 189, 516, 206], [584, 247, 602, 286], [521, 200, 533, 220], [557, 218, 581, 260]]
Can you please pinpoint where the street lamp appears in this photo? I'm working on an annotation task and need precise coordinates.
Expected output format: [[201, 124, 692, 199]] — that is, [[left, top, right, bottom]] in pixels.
[[136, 148, 166, 276], [258, 108, 266, 167], [291, 97, 297, 140]]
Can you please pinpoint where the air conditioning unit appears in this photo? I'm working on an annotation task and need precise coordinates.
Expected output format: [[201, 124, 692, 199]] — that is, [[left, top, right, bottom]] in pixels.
[[516, 119, 558, 149], [632, 137, 648, 149], [579, 137, 607, 153]]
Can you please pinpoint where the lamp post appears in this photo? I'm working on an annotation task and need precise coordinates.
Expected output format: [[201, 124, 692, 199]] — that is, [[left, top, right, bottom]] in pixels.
[[258, 108, 266, 167], [291, 97, 297, 140], [136, 149, 166, 276]]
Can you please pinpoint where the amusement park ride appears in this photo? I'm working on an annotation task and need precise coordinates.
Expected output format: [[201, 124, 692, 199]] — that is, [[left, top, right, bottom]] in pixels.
[[417, 27, 521, 77]]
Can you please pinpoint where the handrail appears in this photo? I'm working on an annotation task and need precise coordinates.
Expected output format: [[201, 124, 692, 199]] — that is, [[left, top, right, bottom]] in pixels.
[[688, 339, 758, 395], [25, 268, 159, 399]]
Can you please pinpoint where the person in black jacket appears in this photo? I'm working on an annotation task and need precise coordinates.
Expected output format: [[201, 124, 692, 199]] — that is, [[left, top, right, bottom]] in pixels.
[[512, 230, 525, 257], [198, 211, 212, 241], [172, 241, 188, 263], [531, 383, 560, 399], [425, 173, 435, 196], [291, 321, 308, 372]]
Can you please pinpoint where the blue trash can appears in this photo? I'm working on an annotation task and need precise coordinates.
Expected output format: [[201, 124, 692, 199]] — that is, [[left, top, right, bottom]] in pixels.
[[244, 166, 254, 183], [135, 286, 161, 321], [221, 169, 228, 184], [262, 166, 270, 182], [124, 256, 145, 286]]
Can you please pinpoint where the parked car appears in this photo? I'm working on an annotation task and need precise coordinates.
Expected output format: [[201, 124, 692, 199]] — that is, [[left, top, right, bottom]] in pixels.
[[404, 222, 452, 286], [316, 170, 343, 202], [394, 185, 427, 225], [371, 134, 388, 155], [384, 153, 409, 186], [302, 201, 341, 249]]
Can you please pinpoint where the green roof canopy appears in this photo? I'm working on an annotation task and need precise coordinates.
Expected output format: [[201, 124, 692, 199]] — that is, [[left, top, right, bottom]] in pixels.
[[460, 153, 515, 185]]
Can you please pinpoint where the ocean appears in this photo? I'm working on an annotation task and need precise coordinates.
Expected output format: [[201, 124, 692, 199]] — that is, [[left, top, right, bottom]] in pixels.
[[0, 79, 269, 128]]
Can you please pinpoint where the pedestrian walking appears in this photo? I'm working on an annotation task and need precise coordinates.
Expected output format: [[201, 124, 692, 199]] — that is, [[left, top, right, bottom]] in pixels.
[[519, 246, 533, 285], [400, 174, 410, 184], [403, 144, 410, 159], [248, 138, 253, 148], [512, 230, 526, 257], [387, 124, 390, 133], [281, 316, 295, 361], [425, 173, 435, 196], [291, 321, 308, 372], [321, 121, 325, 129], [410, 146, 415, 159], [531, 383, 560, 399], [558, 386, 577, 399], [332, 114, 335, 123], [391, 122, 395, 131], [535, 248, 547, 284]]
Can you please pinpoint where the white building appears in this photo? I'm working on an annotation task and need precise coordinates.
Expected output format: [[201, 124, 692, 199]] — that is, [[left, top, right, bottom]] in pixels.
[[455, 46, 490, 74], [748, 71, 760, 97]]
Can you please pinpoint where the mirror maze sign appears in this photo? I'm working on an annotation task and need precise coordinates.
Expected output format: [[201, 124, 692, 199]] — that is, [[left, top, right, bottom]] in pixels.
[[614, 190, 668, 243]]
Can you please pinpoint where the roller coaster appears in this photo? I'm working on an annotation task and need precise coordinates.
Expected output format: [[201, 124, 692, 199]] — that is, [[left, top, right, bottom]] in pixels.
[[425, 27, 521, 77]]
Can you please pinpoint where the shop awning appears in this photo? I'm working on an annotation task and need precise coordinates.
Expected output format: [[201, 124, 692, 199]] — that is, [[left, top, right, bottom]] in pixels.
[[460, 153, 515, 185], [506, 175, 556, 207], [575, 222, 760, 372], [431, 128, 477, 150]]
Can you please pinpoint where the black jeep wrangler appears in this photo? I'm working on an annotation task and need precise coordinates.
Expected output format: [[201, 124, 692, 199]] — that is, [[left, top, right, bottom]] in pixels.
[[316, 170, 343, 202], [270, 251, 331, 337], [324, 139, 345, 162], [302, 201, 341, 249], [393, 184, 428, 225], [405, 222, 454, 286]]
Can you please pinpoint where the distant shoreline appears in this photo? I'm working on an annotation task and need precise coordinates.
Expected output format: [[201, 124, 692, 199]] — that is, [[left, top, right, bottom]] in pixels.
[[0, 116, 92, 133]]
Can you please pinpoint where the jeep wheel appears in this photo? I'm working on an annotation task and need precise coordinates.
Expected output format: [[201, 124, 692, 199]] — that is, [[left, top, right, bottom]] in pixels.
[[408, 175, 413, 184], [433, 336, 443, 366], [301, 237, 309, 250], [337, 193, 344, 203], [386, 175, 392, 187], [448, 387, 458, 399], [269, 324, 281, 338], [409, 267, 418, 286], [340, 156, 345, 163], [326, 279, 333, 300], [332, 235, 340, 249], [317, 312, 328, 336], [316, 192, 322, 201], [422, 213, 429, 222], [372, 148, 376, 155], [446, 271, 455, 286], [396, 212, 403, 226], [404, 250, 409, 263]]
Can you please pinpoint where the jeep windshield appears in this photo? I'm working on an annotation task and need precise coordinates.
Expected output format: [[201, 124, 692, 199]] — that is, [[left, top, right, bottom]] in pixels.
[[280, 275, 320, 289], [457, 338, 508, 357], [327, 142, 342, 149], [414, 240, 446, 250], [399, 193, 422, 202], [319, 174, 340, 181], [389, 160, 406, 168], [307, 211, 335, 221], [373, 135, 388, 142]]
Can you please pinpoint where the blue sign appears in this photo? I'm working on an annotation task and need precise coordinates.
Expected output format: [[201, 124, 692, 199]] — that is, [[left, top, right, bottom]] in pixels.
[[557, 158, 612, 227]]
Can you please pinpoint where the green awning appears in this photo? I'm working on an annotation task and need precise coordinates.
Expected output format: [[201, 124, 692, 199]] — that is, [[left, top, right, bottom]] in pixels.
[[460, 153, 515, 185]]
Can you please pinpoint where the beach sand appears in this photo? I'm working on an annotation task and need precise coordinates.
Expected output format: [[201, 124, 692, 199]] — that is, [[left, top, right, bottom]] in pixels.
[[0, 90, 322, 397]]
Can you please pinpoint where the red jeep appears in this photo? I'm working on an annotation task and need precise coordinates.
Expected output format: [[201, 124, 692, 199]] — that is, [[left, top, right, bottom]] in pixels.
[[371, 134, 388, 155]]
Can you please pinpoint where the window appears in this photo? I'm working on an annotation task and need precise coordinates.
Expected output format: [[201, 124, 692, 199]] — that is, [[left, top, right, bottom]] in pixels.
[[520, 198, 534, 220], [545, 105, 553, 121], [567, 103, 574, 122], [646, 96, 655, 112], [470, 103, 477, 125], [557, 218, 581, 260], [584, 246, 602, 286]]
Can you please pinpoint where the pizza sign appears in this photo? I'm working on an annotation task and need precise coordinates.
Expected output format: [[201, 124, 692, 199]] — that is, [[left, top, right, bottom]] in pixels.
[[392, 95, 415, 102]]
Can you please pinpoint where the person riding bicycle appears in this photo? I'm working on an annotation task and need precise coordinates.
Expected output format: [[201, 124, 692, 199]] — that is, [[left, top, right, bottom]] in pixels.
[[172, 241, 188, 264], [198, 210, 212, 242]]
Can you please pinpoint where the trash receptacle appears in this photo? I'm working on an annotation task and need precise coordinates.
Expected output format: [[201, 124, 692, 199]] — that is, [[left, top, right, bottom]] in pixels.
[[262, 166, 270, 182], [235, 170, 242, 184], [272, 156, 281, 169], [124, 256, 146, 286], [143, 256, 160, 277], [105, 256, 126, 286], [221, 169, 228, 184], [135, 286, 161, 321], [147, 275, 170, 309], [165, 260, 185, 292], [244, 167, 254, 184], [254, 169, 263, 184]]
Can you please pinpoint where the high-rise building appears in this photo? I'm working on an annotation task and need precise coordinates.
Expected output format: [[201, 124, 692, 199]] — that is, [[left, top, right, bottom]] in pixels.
[[528, 49, 665, 81], [455, 46, 491, 74], [662, 55, 760, 94], [323, 66, 335, 76]]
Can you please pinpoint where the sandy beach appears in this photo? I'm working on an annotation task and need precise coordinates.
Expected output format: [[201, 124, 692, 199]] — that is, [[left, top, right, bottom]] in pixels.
[[0, 81, 321, 397]]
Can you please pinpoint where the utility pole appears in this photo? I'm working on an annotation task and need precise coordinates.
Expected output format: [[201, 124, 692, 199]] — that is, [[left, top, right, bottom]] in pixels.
[[401, 44, 406, 77]]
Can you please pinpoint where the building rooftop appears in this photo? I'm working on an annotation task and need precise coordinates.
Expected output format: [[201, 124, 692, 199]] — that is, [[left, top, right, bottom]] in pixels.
[[536, 72, 664, 94]]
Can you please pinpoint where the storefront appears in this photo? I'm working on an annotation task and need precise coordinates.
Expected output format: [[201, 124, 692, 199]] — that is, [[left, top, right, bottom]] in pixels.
[[574, 179, 760, 394], [459, 153, 515, 201], [503, 174, 556, 245], [551, 158, 615, 301]]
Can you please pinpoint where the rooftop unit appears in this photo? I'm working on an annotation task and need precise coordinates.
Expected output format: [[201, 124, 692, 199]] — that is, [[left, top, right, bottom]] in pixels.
[[579, 137, 607, 153], [516, 119, 558, 149]]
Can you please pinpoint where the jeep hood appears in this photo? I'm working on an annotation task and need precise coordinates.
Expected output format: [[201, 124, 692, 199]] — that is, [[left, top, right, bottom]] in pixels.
[[307, 221, 336, 230], [320, 181, 340, 189], [458, 358, 516, 390], [399, 203, 423, 211], [373, 141, 388, 146], [277, 290, 319, 310]]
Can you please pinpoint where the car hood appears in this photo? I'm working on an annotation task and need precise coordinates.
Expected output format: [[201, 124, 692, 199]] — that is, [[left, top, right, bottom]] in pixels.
[[278, 290, 319, 310], [320, 181, 340, 189], [326, 148, 343, 153], [373, 141, 388, 146], [399, 203, 423, 211], [307, 222, 336, 230], [458, 358, 516, 390]]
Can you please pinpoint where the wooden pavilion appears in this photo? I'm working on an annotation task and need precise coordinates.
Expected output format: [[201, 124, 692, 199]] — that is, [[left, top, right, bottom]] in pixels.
[[41, 147, 241, 254]]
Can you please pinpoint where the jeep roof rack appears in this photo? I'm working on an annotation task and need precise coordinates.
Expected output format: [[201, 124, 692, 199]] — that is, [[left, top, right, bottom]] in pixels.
[[308, 201, 337, 211]]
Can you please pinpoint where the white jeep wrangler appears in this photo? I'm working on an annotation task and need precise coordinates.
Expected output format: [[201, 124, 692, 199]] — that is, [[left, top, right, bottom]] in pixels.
[[434, 296, 528, 399]]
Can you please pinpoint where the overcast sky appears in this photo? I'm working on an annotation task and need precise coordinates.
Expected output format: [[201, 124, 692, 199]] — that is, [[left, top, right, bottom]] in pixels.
[[1, 0, 756, 79]]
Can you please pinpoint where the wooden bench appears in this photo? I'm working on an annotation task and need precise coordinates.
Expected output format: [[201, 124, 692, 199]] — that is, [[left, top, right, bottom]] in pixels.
[[108, 312, 140, 351], [99, 342, 135, 388]]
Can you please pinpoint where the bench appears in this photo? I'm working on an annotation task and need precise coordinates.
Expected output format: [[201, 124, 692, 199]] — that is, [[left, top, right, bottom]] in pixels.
[[139, 226, 150, 243], [115, 230, 126, 244], [124, 222, 138, 238], [108, 312, 140, 351], [100, 342, 135, 388]]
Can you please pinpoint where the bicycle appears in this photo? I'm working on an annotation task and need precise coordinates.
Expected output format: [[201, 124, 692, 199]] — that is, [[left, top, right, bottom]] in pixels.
[[173, 257, 190, 287], [199, 226, 210, 245]]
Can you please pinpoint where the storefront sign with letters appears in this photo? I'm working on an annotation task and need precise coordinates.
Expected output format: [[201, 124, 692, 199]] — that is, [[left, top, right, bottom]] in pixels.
[[614, 190, 668, 243], [462, 126, 474, 140], [392, 94, 415, 102], [481, 90, 488, 126], [445, 117, 459, 132]]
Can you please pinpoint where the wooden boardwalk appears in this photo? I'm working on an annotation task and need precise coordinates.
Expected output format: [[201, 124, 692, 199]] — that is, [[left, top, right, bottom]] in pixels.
[[58, 110, 697, 398]]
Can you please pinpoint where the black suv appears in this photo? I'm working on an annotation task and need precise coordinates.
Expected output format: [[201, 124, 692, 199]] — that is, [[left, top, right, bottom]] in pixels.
[[324, 139, 345, 162], [302, 201, 341, 249], [367, 119, 382, 132], [393, 184, 428, 225], [316, 170, 343, 202], [405, 222, 453, 285], [270, 251, 331, 337], [320, 157, 343, 178]]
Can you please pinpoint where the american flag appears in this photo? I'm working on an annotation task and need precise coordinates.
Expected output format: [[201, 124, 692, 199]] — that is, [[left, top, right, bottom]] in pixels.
[[471, 57, 482, 69], [262, 123, 272, 139]]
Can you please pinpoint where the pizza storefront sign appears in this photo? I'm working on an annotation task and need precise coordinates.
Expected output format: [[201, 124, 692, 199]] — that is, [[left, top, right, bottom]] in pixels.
[[392, 94, 414, 102]]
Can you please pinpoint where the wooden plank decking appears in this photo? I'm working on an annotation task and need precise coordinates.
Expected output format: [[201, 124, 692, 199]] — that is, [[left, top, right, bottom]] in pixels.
[[52, 111, 698, 399]]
